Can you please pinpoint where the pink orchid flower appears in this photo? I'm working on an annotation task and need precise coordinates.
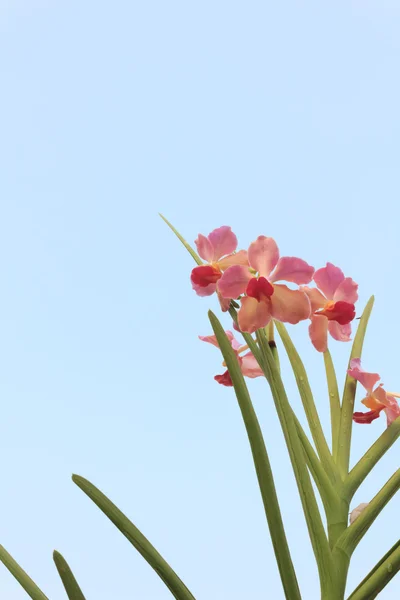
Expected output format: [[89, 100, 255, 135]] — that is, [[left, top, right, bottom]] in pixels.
[[302, 263, 358, 352], [199, 330, 264, 386], [348, 358, 400, 426], [191, 226, 248, 311], [217, 236, 314, 333]]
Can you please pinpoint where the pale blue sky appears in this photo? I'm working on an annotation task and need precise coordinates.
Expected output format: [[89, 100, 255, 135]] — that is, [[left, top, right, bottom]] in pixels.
[[0, 2, 399, 598]]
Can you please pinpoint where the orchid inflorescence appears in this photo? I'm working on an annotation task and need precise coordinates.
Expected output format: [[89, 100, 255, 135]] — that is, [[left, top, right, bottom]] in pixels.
[[0, 216, 398, 600]]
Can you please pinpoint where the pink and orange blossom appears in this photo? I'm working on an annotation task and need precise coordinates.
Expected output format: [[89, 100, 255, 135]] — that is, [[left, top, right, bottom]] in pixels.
[[190, 226, 248, 311], [302, 262, 358, 352], [199, 330, 264, 386], [217, 236, 314, 333], [349, 359, 400, 426]]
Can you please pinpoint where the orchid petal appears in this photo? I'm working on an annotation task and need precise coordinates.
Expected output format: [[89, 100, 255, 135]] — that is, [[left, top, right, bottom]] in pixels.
[[384, 400, 400, 426], [208, 226, 238, 261], [301, 286, 327, 312], [218, 249, 249, 270], [195, 233, 214, 262], [333, 277, 359, 304], [217, 290, 232, 312], [313, 262, 345, 300], [248, 236, 279, 277], [199, 330, 239, 350], [218, 265, 253, 299], [214, 370, 233, 386], [347, 358, 380, 393], [238, 296, 271, 334], [353, 410, 381, 424], [191, 280, 217, 297], [270, 285, 311, 324], [240, 352, 264, 378], [328, 321, 352, 342], [309, 315, 329, 352], [374, 388, 400, 426], [270, 256, 314, 284]]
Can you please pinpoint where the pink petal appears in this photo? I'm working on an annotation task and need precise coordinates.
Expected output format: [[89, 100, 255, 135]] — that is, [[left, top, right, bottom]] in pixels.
[[191, 280, 217, 297], [238, 296, 272, 334], [270, 257, 314, 284], [301, 286, 327, 312], [208, 226, 238, 261], [240, 352, 264, 378], [195, 233, 214, 262], [334, 277, 359, 304], [270, 285, 311, 324], [347, 358, 380, 393], [217, 291, 231, 312], [218, 265, 253, 299], [218, 249, 249, 270], [199, 330, 240, 350], [248, 236, 279, 277], [215, 370, 233, 386], [384, 399, 400, 426], [313, 263, 345, 300], [328, 321, 352, 342], [309, 315, 329, 352]]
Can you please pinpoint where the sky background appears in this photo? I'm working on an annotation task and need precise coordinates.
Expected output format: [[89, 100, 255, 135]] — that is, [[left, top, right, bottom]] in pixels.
[[0, 1, 399, 598]]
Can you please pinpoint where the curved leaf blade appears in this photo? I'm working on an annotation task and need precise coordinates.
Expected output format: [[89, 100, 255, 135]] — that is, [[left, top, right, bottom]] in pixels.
[[72, 475, 196, 600], [53, 550, 86, 600], [0, 545, 48, 600]]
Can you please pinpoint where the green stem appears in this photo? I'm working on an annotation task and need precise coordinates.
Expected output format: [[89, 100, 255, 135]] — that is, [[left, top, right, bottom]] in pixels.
[[274, 322, 339, 484], [209, 312, 301, 600], [334, 469, 400, 558], [53, 551, 86, 599], [347, 539, 400, 600], [254, 329, 336, 596], [337, 297, 375, 479], [343, 416, 400, 501], [159, 214, 203, 265], [323, 350, 341, 462], [0, 545, 48, 600]]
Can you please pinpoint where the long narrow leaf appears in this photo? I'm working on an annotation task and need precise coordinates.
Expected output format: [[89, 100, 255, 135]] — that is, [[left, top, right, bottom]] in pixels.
[[209, 311, 301, 600], [254, 329, 336, 595], [334, 469, 400, 557], [323, 350, 341, 461], [72, 475, 196, 600], [0, 545, 48, 600], [159, 214, 202, 265], [53, 551, 86, 600], [337, 297, 375, 478], [343, 416, 400, 501], [274, 322, 338, 484], [347, 539, 400, 600]]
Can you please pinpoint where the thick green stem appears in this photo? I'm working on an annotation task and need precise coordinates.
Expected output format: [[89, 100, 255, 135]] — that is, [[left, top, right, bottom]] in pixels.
[[274, 322, 339, 485], [254, 329, 336, 596], [347, 540, 400, 599], [323, 350, 341, 462], [209, 312, 301, 600]]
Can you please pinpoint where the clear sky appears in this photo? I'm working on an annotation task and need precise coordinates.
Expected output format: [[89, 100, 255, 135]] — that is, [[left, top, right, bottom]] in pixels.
[[0, 2, 399, 599]]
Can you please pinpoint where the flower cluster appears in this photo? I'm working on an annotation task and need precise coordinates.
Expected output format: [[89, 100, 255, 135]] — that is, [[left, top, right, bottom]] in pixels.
[[193, 226, 400, 428], [192, 226, 358, 349]]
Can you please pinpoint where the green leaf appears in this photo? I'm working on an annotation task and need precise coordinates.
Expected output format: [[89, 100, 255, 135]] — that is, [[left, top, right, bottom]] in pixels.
[[159, 214, 203, 265], [347, 539, 400, 600], [343, 416, 400, 501], [334, 469, 400, 558], [53, 551, 86, 599], [208, 311, 301, 600], [337, 296, 375, 478], [0, 545, 48, 600], [253, 328, 336, 595], [72, 475, 196, 600], [323, 350, 341, 461], [274, 321, 338, 484]]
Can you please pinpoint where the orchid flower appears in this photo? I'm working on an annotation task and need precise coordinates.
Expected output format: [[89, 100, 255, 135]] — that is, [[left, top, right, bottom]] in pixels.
[[199, 330, 264, 386], [302, 263, 358, 352], [190, 226, 248, 310], [217, 236, 314, 333], [349, 358, 400, 426]]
